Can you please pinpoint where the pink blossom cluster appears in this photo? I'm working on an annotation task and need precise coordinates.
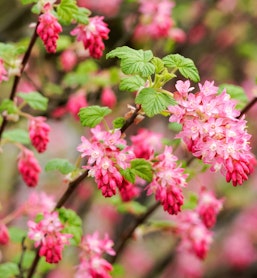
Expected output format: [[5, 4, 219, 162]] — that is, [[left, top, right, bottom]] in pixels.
[[17, 148, 41, 187], [147, 146, 188, 215], [37, 4, 62, 53], [71, 16, 110, 59], [77, 0, 122, 18], [29, 116, 50, 153], [77, 126, 138, 200], [28, 211, 72, 264], [100, 87, 117, 109], [130, 128, 163, 160], [59, 49, 78, 72], [134, 0, 185, 42], [75, 232, 115, 278], [0, 58, 8, 83], [168, 80, 256, 186], [173, 189, 223, 259]]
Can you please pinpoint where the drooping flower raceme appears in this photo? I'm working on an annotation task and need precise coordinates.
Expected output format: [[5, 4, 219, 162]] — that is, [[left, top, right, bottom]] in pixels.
[[29, 116, 50, 153], [28, 211, 72, 264], [168, 80, 256, 186], [0, 223, 9, 245], [37, 3, 62, 53], [75, 232, 115, 278], [147, 146, 188, 215], [17, 148, 41, 187], [77, 126, 137, 200], [71, 16, 110, 59], [0, 58, 8, 83]]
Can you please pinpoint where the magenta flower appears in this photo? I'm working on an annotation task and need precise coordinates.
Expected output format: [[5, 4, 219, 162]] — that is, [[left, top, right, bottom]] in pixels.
[[71, 16, 110, 59], [29, 116, 50, 153], [17, 148, 41, 187], [0, 223, 9, 245], [100, 87, 117, 108], [0, 58, 8, 83], [37, 4, 62, 53]]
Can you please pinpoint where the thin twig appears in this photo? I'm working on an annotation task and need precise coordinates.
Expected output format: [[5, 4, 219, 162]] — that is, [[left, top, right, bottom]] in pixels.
[[0, 22, 39, 140], [237, 97, 257, 119], [17, 237, 27, 278]]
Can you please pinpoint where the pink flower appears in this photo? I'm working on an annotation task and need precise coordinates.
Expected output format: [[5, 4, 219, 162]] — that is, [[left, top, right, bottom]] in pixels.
[[131, 128, 163, 160], [0, 223, 9, 245], [66, 90, 88, 120], [77, 126, 135, 199], [37, 4, 62, 53], [29, 116, 50, 153], [196, 188, 223, 228], [17, 148, 41, 187], [169, 79, 256, 186], [28, 212, 72, 264], [0, 59, 8, 83], [118, 180, 140, 202], [147, 146, 188, 215], [101, 87, 117, 108], [60, 49, 77, 72], [24, 191, 56, 218], [76, 232, 115, 278], [71, 16, 110, 59]]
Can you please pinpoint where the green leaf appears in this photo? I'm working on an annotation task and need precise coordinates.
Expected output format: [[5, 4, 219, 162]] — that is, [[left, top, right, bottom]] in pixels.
[[130, 158, 153, 182], [45, 158, 76, 175], [120, 168, 136, 184], [73, 7, 90, 24], [17, 92, 48, 111], [8, 226, 27, 243], [218, 84, 248, 110], [57, 0, 78, 25], [0, 42, 26, 60], [112, 117, 126, 129], [119, 75, 145, 92], [3, 129, 30, 144], [168, 122, 182, 132], [0, 99, 18, 114], [78, 105, 111, 127], [56, 35, 72, 52], [111, 264, 125, 277], [0, 262, 19, 278], [58, 208, 82, 245], [135, 88, 176, 117], [151, 57, 165, 74], [162, 54, 200, 82], [107, 46, 155, 77]]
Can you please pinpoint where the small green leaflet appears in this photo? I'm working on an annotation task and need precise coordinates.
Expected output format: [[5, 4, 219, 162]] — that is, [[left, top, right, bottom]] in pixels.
[[17, 92, 48, 111], [162, 54, 200, 82], [8, 226, 27, 243], [45, 158, 76, 175], [151, 57, 165, 74], [0, 99, 18, 114], [120, 158, 153, 183], [21, 0, 37, 4], [57, 0, 78, 25], [135, 88, 176, 117], [58, 207, 83, 245], [119, 75, 145, 92], [112, 117, 126, 129], [3, 129, 30, 144], [78, 105, 111, 127], [218, 84, 248, 110], [0, 262, 19, 278], [182, 193, 198, 210], [106, 46, 155, 77]]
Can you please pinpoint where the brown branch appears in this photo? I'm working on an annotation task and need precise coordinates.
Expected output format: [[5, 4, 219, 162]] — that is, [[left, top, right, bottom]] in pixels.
[[237, 97, 257, 119], [110, 202, 160, 264], [120, 105, 141, 133], [0, 22, 39, 140]]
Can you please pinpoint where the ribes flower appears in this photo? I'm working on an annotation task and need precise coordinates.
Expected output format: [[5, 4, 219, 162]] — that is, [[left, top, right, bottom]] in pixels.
[[60, 49, 78, 72], [130, 128, 163, 160], [75, 232, 115, 278], [0, 58, 8, 83], [196, 188, 223, 228], [147, 146, 188, 215], [169, 80, 256, 186], [66, 90, 88, 120], [0, 223, 9, 245], [29, 116, 50, 153], [37, 3, 62, 53], [17, 148, 41, 187], [100, 87, 117, 108], [77, 126, 135, 198], [28, 212, 72, 264], [71, 16, 110, 59]]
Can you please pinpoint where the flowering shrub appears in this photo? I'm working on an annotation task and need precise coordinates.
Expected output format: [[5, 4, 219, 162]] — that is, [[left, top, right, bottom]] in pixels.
[[0, 0, 257, 277]]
